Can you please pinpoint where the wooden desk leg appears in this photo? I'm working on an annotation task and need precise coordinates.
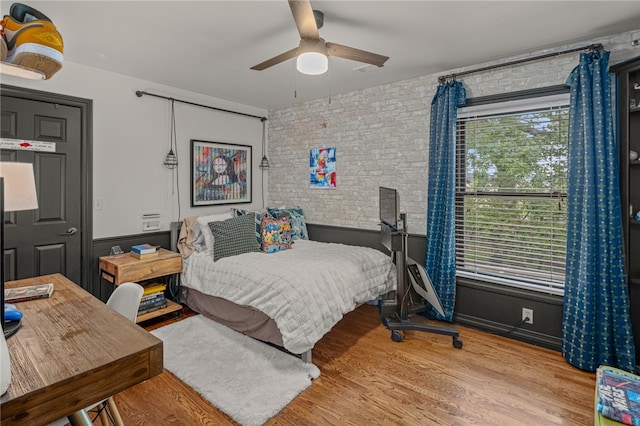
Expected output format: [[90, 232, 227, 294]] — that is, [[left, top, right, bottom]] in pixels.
[[67, 409, 92, 426]]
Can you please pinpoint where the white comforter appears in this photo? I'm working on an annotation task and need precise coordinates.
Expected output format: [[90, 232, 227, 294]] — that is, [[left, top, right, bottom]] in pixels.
[[182, 240, 397, 354]]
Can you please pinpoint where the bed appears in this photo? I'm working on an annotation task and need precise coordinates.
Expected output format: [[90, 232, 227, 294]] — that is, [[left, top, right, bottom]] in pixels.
[[177, 209, 397, 361]]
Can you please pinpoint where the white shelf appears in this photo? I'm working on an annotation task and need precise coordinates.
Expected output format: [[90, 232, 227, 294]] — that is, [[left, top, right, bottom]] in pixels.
[[0, 61, 45, 80]]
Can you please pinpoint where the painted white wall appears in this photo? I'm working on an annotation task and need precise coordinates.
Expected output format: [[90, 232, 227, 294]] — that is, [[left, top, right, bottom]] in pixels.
[[1, 61, 268, 238]]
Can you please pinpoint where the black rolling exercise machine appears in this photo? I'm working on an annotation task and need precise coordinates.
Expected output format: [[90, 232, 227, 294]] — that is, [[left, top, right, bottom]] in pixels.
[[379, 210, 462, 349]]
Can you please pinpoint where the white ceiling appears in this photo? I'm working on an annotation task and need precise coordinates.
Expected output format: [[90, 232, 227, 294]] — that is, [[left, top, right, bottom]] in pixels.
[[8, 1, 640, 109]]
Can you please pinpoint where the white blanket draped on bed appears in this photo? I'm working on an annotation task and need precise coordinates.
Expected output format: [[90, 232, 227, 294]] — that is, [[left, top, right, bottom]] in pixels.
[[182, 240, 397, 354]]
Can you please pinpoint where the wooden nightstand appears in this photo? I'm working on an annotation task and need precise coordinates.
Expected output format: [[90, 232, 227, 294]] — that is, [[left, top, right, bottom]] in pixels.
[[99, 248, 183, 323]]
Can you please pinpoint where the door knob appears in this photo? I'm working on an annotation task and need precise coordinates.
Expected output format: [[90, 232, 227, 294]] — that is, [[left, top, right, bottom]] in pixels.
[[60, 227, 78, 236]]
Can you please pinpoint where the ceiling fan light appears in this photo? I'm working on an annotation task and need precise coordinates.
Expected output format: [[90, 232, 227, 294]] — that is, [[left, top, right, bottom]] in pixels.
[[297, 52, 328, 75]]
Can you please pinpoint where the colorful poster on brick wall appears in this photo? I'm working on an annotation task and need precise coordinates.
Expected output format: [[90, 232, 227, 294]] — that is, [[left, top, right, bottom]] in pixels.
[[310, 147, 336, 189]]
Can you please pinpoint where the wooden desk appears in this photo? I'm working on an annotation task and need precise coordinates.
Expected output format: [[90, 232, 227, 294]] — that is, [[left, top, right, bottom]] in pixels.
[[0, 274, 163, 426]]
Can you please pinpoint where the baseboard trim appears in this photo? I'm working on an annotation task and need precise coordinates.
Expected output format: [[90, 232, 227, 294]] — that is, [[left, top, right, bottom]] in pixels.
[[454, 313, 562, 351]]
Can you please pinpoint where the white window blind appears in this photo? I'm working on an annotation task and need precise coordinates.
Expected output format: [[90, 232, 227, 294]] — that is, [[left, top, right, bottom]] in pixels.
[[455, 94, 569, 295]]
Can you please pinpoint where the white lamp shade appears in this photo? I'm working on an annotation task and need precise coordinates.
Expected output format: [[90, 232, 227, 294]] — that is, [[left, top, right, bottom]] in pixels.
[[296, 52, 328, 75], [0, 162, 39, 211]]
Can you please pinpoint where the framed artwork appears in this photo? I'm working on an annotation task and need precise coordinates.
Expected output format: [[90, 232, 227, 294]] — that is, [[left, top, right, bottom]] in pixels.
[[310, 147, 336, 189], [191, 139, 252, 206]]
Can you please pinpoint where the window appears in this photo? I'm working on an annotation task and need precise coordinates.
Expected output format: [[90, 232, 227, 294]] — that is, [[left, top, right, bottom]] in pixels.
[[455, 91, 569, 295]]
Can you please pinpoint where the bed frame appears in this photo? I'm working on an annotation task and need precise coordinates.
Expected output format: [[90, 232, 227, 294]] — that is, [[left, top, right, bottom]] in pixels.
[[170, 221, 313, 363]]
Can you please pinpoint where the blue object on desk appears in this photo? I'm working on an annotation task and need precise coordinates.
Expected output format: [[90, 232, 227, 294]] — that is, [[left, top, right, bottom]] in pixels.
[[4, 304, 23, 322]]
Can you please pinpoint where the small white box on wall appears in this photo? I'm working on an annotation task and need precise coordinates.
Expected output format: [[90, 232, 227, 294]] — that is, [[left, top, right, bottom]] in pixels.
[[141, 212, 161, 232]]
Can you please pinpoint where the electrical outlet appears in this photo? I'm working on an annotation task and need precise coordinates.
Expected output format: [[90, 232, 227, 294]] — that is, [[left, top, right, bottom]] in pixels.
[[522, 308, 533, 324]]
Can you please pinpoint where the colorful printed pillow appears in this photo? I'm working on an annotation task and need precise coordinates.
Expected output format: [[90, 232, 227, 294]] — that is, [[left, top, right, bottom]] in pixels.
[[231, 208, 263, 246], [266, 207, 309, 240], [208, 214, 261, 261], [261, 216, 292, 253]]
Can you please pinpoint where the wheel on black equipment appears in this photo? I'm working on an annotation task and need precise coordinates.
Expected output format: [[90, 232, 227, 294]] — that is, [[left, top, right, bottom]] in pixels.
[[453, 337, 463, 349], [391, 330, 404, 342]]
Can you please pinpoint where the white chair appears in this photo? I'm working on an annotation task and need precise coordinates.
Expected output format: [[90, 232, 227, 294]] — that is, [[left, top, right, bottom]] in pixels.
[[49, 282, 144, 426], [106, 282, 145, 322]]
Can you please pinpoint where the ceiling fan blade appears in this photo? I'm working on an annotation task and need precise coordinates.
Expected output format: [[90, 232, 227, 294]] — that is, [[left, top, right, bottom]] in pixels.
[[289, 0, 319, 40], [326, 42, 389, 67], [250, 47, 299, 71]]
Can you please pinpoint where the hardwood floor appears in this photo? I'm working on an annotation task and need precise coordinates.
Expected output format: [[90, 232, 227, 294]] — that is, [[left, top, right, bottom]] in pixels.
[[109, 305, 595, 425]]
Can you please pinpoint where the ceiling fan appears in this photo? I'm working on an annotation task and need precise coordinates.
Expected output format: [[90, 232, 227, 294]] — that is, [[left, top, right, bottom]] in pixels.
[[250, 0, 389, 75]]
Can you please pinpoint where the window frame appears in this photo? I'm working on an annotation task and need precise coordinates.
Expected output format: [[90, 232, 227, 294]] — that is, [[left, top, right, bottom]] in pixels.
[[454, 86, 570, 296]]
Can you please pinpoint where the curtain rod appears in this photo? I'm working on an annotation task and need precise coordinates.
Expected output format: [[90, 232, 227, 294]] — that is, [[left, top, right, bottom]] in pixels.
[[135, 90, 267, 122], [438, 43, 603, 83]]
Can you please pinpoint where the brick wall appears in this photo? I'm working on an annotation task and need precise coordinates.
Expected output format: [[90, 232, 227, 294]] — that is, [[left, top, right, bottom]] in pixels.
[[267, 30, 640, 234]]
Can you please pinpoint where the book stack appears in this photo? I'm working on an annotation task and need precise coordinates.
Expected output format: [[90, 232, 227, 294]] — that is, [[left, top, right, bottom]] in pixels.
[[138, 283, 168, 316], [596, 365, 640, 425], [131, 244, 158, 260]]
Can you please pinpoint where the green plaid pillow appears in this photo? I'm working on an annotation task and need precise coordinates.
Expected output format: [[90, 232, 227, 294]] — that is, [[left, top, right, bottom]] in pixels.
[[231, 209, 263, 246], [208, 213, 261, 261]]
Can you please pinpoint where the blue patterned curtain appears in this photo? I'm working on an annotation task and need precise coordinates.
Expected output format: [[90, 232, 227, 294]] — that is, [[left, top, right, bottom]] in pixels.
[[562, 50, 636, 372], [425, 81, 466, 321]]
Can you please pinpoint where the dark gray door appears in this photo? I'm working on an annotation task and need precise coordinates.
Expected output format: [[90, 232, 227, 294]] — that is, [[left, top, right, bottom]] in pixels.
[[1, 94, 83, 283]]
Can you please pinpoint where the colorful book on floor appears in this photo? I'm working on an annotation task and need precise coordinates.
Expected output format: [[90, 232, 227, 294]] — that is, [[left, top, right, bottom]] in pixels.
[[5, 283, 54, 303], [596, 365, 640, 425]]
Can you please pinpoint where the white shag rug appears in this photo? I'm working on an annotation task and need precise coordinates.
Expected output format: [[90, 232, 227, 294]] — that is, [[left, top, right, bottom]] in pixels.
[[151, 315, 320, 426]]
